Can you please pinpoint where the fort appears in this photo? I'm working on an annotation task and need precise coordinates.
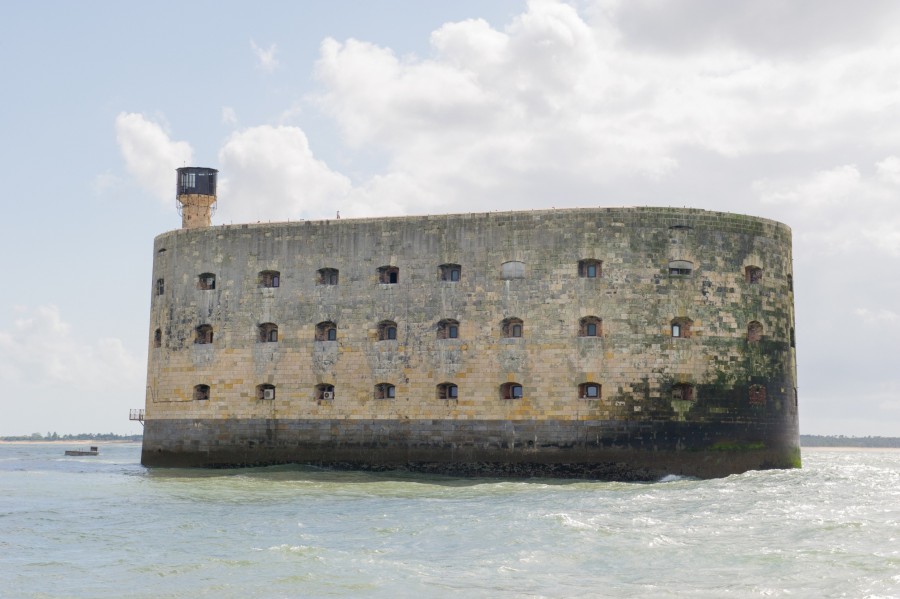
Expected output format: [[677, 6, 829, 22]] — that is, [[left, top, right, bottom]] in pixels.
[[138, 167, 799, 479]]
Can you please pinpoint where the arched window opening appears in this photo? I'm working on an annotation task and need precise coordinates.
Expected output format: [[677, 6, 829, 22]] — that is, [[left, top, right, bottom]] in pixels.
[[787, 274, 793, 292], [501, 382, 524, 400], [439, 263, 461, 282], [256, 384, 276, 400], [501, 317, 523, 338], [668, 260, 693, 276], [193, 384, 210, 401], [316, 321, 337, 341], [195, 324, 213, 345], [197, 273, 216, 290], [437, 319, 459, 339], [747, 321, 763, 343], [578, 259, 602, 278], [258, 323, 278, 343], [671, 383, 694, 402], [749, 384, 767, 405], [437, 383, 458, 400], [745, 266, 763, 284], [374, 383, 396, 399], [501, 261, 525, 280], [377, 320, 398, 341], [317, 384, 335, 401], [579, 316, 602, 337], [671, 317, 692, 338], [156, 278, 165, 296], [153, 328, 162, 348], [378, 266, 399, 284], [317, 268, 339, 286], [579, 383, 602, 399], [258, 270, 280, 288]]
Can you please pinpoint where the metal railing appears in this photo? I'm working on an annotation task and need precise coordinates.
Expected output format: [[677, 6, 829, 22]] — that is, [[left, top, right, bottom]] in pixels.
[[129, 409, 145, 422]]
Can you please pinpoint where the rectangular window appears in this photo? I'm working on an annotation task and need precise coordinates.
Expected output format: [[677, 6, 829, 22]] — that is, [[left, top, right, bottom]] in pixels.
[[672, 324, 681, 338]]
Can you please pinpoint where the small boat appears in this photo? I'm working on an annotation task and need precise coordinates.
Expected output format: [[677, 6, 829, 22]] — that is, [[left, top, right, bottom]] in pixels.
[[64, 446, 99, 456]]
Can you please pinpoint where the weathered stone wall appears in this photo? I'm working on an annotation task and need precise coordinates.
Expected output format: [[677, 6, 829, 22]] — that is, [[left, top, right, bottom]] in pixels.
[[142, 207, 799, 478]]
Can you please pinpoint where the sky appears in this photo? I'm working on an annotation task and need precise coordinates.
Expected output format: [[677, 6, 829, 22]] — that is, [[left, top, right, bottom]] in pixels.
[[1, 0, 899, 437]]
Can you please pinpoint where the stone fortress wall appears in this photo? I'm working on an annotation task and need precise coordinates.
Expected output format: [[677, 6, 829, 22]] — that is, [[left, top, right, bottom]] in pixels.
[[142, 207, 799, 479]]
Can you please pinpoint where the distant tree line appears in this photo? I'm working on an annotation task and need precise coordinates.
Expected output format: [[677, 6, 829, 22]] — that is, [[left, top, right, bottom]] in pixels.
[[800, 435, 900, 448], [1, 432, 142, 442]]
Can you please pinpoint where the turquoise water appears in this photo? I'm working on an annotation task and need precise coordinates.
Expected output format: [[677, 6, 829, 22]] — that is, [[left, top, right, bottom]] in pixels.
[[1, 444, 898, 598]]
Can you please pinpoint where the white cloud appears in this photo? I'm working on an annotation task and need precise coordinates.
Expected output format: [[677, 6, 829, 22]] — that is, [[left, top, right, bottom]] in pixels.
[[115, 112, 194, 203], [855, 308, 900, 326], [876, 155, 900, 185], [251, 39, 279, 72], [222, 106, 238, 126], [752, 158, 900, 256], [216, 125, 352, 223], [308, 0, 900, 216], [0, 305, 142, 390], [91, 171, 120, 195]]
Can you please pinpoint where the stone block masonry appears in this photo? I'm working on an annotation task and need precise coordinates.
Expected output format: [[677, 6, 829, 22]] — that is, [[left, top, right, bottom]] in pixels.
[[142, 207, 799, 479]]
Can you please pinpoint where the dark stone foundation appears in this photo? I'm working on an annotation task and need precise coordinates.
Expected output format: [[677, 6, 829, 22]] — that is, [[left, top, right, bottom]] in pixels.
[[141, 417, 800, 480]]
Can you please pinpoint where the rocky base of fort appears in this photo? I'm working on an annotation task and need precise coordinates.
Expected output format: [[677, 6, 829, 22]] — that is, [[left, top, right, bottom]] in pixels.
[[141, 417, 800, 480]]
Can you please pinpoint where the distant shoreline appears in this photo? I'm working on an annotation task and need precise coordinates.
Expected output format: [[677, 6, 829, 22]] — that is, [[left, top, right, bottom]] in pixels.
[[0, 440, 141, 445]]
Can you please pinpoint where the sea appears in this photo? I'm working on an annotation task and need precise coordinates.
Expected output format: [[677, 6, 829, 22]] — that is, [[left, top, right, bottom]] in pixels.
[[1, 443, 898, 599]]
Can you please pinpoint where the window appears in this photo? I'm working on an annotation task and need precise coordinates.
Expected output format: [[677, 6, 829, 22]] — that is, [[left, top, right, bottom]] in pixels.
[[671, 317, 692, 338], [377, 320, 398, 341], [668, 260, 693, 276], [317, 268, 339, 286], [671, 383, 694, 402], [437, 382, 458, 399], [374, 383, 396, 399], [197, 273, 216, 290], [316, 321, 337, 341], [195, 324, 213, 345], [749, 384, 766, 405], [439, 264, 461, 282], [437, 319, 459, 339], [316, 384, 335, 401], [259, 270, 280, 288], [156, 278, 165, 296], [258, 323, 278, 343], [193, 384, 210, 401], [501, 382, 523, 399], [378, 266, 399, 284], [747, 321, 763, 343], [501, 261, 525, 280], [578, 259, 602, 278], [745, 266, 763, 284], [579, 316, 602, 337], [256, 384, 275, 400], [787, 274, 793, 292], [579, 383, 601, 399], [153, 328, 162, 348], [501, 317, 523, 338], [790, 327, 795, 348]]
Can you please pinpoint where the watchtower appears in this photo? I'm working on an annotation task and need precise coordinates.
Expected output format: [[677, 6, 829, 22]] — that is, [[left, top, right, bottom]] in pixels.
[[176, 167, 218, 229]]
